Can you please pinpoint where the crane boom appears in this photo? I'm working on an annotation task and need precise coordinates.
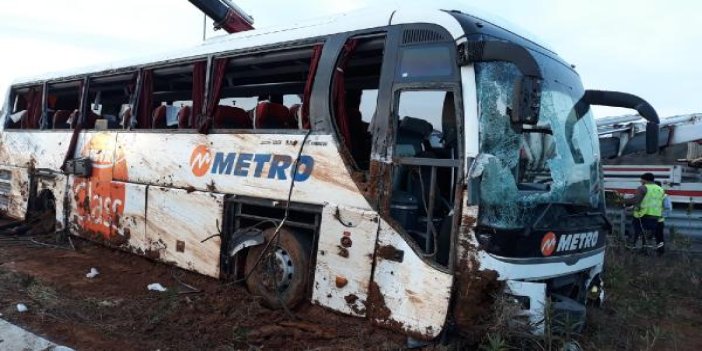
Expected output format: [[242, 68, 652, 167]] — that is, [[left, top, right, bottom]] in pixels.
[[188, 0, 254, 33], [598, 112, 702, 162]]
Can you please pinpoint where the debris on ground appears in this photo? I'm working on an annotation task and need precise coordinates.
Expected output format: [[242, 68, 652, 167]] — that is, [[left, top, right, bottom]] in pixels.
[[85, 268, 99, 279], [16, 304, 28, 313], [147, 283, 167, 292], [0, 238, 407, 350]]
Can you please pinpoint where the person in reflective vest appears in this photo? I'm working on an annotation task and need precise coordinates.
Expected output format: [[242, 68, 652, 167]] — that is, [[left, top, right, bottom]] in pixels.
[[623, 173, 664, 251]]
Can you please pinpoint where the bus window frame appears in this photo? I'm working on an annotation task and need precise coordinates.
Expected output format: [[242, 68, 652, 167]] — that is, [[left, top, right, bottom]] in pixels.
[[85, 72, 139, 131], [205, 41, 326, 134]]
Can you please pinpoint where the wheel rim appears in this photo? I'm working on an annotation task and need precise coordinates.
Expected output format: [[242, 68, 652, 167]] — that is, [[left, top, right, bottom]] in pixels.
[[261, 247, 295, 293]]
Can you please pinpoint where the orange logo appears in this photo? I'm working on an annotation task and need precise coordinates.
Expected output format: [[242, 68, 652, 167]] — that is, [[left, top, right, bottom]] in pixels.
[[190, 145, 212, 177], [73, 134, 128, 238], [540, 232, 557, 257]]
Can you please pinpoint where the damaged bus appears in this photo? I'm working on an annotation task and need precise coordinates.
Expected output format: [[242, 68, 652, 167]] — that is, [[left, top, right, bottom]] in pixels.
[[0, 3, 660, 340]]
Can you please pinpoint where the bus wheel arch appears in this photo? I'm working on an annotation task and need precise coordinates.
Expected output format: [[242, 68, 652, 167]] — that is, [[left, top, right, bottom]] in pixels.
[[245, 226, 311, 309], [29, 189, 57, 233]]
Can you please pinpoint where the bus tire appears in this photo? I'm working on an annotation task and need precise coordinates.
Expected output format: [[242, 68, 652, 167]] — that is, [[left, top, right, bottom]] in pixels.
[[245, 227, 310, 309]]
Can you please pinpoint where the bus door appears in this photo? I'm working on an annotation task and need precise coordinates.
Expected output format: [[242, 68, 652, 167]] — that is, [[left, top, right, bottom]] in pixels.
[[369, 25, 462, 339]]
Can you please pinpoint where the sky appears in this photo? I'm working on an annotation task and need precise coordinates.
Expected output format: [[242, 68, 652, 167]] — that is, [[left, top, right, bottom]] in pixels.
[[0, 0, 699, 119]]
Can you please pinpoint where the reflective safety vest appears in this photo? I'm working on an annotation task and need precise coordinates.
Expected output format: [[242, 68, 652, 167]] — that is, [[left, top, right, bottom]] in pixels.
[[634, 183, 664, 218]]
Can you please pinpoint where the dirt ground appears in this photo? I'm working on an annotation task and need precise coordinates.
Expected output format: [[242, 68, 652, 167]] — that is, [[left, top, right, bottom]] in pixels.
[[0, 236, 406, 351], [3, 228, 701, 351]]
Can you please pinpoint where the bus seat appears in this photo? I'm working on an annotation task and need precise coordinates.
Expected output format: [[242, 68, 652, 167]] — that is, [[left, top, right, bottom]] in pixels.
[[120, 107, 132, 128], [52, 110, 72, 129], [152, 105, 167, 129], [66, 109, 97, 129], [392, 116, 434, 205], [289, 103, 303, 129], [396, 116, 433, 157], [178, 106, 191, 129], [255, 102, 292, 129], [86, 111, 100, 129], [214, 105, 251, 129]]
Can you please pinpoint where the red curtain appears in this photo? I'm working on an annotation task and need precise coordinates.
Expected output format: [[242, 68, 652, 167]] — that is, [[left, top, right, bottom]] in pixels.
[[138, 70, 153, 129], [191, 61, 207, 128], [199, 58, 229, 134], [22, 86, 42, 129], [333, 40, 359, 150], [31, 87, 42, 129], [301, 44, 323, 130]]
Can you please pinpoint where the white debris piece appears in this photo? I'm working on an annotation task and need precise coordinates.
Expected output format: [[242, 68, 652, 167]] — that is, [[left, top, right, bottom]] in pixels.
[[86, 267, 100, 279], [16, 304, 28, 313], [147, 283, 167, 292]]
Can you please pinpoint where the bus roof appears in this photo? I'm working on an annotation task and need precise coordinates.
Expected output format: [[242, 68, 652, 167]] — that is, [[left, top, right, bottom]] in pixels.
[[11, 2, 556, 86]]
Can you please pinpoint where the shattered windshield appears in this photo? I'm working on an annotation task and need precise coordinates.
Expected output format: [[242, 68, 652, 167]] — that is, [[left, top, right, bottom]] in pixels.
[[474, 58, 601, 230]]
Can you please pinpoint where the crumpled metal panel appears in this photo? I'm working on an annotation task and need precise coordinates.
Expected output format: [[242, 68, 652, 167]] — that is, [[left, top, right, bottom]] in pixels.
[[146, 186, 224, 278], [312, 204, 379, 316], [370, 219, 453, 339]]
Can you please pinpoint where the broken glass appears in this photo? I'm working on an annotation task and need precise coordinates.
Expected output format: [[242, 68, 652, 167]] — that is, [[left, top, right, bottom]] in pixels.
[[475, 59, 600, 230]]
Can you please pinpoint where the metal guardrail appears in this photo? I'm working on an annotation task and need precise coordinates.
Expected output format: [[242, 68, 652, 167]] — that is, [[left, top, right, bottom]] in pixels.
[[607, 207, 702, 256]]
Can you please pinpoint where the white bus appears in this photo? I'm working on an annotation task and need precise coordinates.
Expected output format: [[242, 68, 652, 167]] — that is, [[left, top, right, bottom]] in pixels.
[[0, 3, 657, 340]]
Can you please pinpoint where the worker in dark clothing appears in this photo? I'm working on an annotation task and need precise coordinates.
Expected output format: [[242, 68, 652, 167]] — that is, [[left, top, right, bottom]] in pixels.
[[623, 173, 665, 253], [654, 181, 672, 254]]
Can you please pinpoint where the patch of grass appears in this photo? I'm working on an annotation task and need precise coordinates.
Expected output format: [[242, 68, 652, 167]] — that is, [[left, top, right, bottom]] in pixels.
[[472, 241, 702, 350], [581, 243, 702, 350], [147, 288, 181, 326], [26, 280, 60, 309]]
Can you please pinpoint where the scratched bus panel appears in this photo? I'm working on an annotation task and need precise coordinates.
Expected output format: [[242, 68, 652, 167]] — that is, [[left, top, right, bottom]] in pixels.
[[146, 187, 224, 278], [370, 219, 453, 340], [115, 182, 148, 254], [312, 205, 378, 316], [0, 132, 71, 170], [115, 133, 371, 210], [0, 166, 29, 220]]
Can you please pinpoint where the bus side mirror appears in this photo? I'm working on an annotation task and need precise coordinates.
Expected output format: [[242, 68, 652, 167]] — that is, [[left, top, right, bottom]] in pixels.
[[511, 76, 542, 125], [582, 90, 660, 154]]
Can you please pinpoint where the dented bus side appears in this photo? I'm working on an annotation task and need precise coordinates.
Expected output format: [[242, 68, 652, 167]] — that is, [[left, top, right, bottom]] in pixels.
[[0, 6, 608, 339]]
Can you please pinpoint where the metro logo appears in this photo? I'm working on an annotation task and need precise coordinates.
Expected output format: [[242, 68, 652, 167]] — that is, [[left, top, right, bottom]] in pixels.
[[189, 145, 315, 182], [540, 231, 600, 256], [556, 231, 599, 253], [190, 145, 213, 177], [540, 232, 557, 256]]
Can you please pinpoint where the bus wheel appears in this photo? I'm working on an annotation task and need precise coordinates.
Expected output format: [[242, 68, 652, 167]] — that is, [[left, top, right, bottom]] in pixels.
[[245, 227, 310, 309]]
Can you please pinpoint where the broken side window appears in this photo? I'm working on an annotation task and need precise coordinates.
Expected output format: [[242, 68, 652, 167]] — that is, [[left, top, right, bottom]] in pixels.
[[6, 86, 32, 129], [47, 81, 82, 130], [5, 85, 43, 130], [87, 73, 137, 130], [211, 44, 321, 131], [146, 63, 200, 130], [332, 36, 385, 171]]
